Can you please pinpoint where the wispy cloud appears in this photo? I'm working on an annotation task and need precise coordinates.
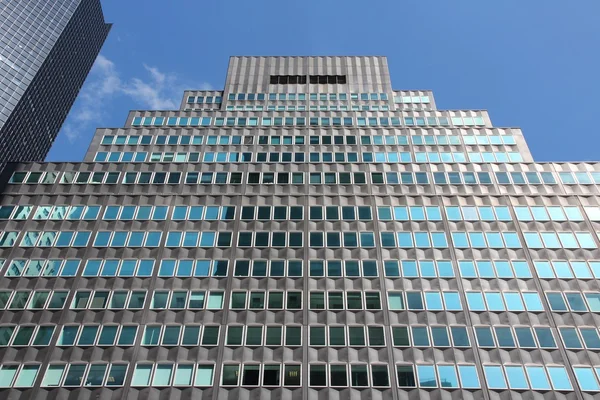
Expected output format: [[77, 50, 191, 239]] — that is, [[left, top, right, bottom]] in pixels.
[[121, 64, 178, 109], [62, 55, 211, 142]]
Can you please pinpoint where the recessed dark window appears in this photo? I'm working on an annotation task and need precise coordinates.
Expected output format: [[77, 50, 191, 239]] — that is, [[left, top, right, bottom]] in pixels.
[[309, 75, 347, 84], [269, 75, 307, 84]]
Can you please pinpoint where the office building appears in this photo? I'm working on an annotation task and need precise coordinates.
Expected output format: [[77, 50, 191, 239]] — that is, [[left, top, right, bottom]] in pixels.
[[0, 56, 599, 398], [0, 0, 110, 164]]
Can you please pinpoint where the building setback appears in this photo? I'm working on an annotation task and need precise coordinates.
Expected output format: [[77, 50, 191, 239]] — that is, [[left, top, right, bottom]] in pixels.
[[0, 0, 110, 165], [0, 56, 600, 398]]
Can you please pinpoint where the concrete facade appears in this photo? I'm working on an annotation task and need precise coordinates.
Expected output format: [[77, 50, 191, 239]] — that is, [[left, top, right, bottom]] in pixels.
[[0, 56, 599, 399]]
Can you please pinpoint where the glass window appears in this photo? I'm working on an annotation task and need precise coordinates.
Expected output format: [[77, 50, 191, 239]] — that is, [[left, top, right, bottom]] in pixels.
[[515, 327, 536, 347], [309, 365, 326, 387], [431, 327, 450, 347], [412, 327, 429, 347], [526, 366, 551, 390], [456, 365, 480, 389], [42, 364, 65, 387], [560, 327, 583, 348], [466, 292, 486, 311], [0, 365, 18, 387], [350, 365, 369, 387], [388, 293, 404, 310], [495, 327, 515, 347], [255, 364, 278, 386], [573, 367, 600, 391], [505, 366, 528, 389], [417, 365, 437, 387], [62, 364, 86, 386], [547, 292, 568, 311], [425, 292, 443, 310], [484, 365, 507, 389], [284, 365, 301, 386], [547, 366, 572, 391], [476, 327, 495, 347], [437, 365, 458, 388], [12, 365, 39, 387], [397, 365, 416, 387], [392, 327, 410, 346], [485, 292, 505, 311], [372, 365, 389, 387], [581, 328, 600, 349], [535, 327, 557, 348], [451, 327, 470, 347], [85, 364, 107, 386], [218, 364, 238, 386], [195, 365, 214, 386]]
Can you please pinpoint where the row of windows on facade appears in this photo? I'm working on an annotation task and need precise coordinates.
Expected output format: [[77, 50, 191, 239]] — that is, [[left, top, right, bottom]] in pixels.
[[4, 323, 600, 354], [1, 229, 597, 250], [218, 93, 430, 103], [100, 132, 518, 146], [223, 104, 397, 112], [3, 204, 593, 224], [222, 92, 430, 103], [225, 92, 384, 101], [130, 115, 485, 128], [93, 151, 524, 164], [3, 257, 598, 281], [184, 95, 222, 104], [269, 75, 347, 85], [2, 362, 600, 392], [10, 170, 598, 186], [2, 288, 600, 314]]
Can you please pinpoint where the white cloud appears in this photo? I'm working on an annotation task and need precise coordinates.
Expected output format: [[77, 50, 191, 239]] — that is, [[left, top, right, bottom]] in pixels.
[[61, 124, 79, 143], [61, 55, 206, 142], [120, 64, 178, 109]]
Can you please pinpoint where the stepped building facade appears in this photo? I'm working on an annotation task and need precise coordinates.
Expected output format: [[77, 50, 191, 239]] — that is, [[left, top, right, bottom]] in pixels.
[[0, 56, 600, 399]]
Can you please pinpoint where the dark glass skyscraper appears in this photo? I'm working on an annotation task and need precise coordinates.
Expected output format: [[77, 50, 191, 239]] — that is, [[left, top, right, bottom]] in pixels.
[[1, 56, 600, 398], [0, 0, 110, 164]]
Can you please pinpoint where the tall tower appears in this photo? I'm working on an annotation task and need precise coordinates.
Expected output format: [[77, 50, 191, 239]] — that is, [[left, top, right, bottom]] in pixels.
[[0, 0, 110, 164], [1, 56, 600, 398]]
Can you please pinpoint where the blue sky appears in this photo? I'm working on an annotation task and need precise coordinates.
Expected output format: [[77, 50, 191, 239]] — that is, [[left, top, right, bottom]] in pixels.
[[48, 0, 600, 162]]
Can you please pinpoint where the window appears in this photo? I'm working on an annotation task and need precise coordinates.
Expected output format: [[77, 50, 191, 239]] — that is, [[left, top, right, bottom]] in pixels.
[[458, 365, 480, 388], [270, 75, 307, 84], [573, 367, 600, 391], [309, 75, 346, 84], [437, 365, 459, 388], [417, 365, 437, 388], [396, 365, 416, 387], [484, 365, 507, 389]]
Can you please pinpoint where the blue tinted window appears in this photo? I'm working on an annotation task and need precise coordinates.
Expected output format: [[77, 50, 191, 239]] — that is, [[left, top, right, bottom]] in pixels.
[[443, 292, 462, 310], [412, 327, 429, 347], [526, 366, 551, 390], [416, 365, 436, 387], [505, 366, 528, 389], [383, 260, 400, 277], [484, 366, 507, 389], [547, 293, 567, 311], [548, 367, 573, 390], [522, 292, 544, 311], [452, 232, 469, 248], [573, 367, 600, 391], [475, 327, 494, 347], [458, 365, 480, 389], [437, 365, 458, 388], [466, 292, 485, 311]]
